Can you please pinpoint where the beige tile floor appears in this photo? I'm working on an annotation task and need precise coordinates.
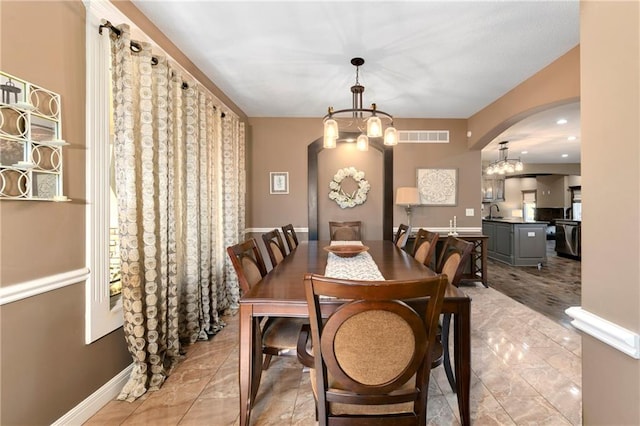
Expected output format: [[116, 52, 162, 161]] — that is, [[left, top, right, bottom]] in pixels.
[[85, 283, 581, 425]]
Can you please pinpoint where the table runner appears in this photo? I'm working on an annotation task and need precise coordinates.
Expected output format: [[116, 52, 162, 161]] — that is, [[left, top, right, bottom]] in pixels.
[[324, 242, 385, 280]]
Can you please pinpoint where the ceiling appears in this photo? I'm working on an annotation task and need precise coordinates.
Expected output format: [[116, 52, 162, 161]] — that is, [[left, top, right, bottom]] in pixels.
[[130, 0, 581, 163]]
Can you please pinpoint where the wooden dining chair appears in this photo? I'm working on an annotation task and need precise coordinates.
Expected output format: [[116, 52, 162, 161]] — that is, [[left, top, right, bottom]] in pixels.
[[281, 223, 299, 253], [226, 238, 304, 372], [261, 228, 287, 269], [411, 228, 439, 268], [297, 273, 447, 426], [433, 236, 474, 391], [394, 223, 411, 248], [329, 220, 362, 241]]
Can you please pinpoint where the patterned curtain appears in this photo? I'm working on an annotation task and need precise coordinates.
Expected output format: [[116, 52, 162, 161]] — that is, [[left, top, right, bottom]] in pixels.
[[109, 25, 245, 401]]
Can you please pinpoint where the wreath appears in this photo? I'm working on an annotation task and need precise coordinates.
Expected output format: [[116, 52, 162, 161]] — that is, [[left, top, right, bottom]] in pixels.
[[328, 167, 370, 209]]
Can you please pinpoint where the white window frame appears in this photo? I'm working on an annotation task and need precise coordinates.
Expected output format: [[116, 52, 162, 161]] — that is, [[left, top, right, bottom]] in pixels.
[[84, 0, 125, 343]]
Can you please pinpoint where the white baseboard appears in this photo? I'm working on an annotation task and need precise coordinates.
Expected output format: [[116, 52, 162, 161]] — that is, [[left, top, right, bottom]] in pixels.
[[245, 227, 483, 235], [566, 306, 640, 359], [52, 364, 134, 425]]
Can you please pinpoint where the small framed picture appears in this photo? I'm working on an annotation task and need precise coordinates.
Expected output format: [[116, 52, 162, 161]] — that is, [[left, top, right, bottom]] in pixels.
[[270, 172, 289, 194]]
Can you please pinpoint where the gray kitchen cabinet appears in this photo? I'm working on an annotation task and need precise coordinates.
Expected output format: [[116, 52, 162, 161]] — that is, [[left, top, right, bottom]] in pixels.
[[483, 219, 547, 266], [482, 177, 505, 202]]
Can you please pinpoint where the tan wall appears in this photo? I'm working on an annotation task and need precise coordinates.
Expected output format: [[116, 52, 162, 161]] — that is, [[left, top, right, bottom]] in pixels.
[[318, 144, 384, 240], [247, 117, 481, 235], [0, 1, 131, 424], [581, 1, 640, 423], [536, 175, 565, 208], [468, 46, 580, 151]]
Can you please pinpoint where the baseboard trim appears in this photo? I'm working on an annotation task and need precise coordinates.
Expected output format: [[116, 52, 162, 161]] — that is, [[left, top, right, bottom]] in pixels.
[[0, 267, 91, 306], [245, 227, 483, 235], [52, 363, 134, 425], [566, 306, 640, 359], [246, 227, 308, 234]]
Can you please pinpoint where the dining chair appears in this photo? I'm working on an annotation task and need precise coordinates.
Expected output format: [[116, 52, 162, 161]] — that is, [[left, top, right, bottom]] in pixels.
[[226, 238, 304, 371], [261, 228, 287, 269], [297, 273, 448, 426], [394, 223, 411, 248], [411, 228, 439, 269], [329, 220, 362, 241], [433, 236, 474, 391], [281, 223, 299, 253]]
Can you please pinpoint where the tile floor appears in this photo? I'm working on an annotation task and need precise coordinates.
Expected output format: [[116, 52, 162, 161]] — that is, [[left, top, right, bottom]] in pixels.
[[85, 282, 582, 425]]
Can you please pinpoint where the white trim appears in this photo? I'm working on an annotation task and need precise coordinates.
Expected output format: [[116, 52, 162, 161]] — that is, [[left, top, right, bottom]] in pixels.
[[566, 306, 640, 359], [246, 227, 309, 234], [0, 268, 90, 306], [84, 1, 124, 344], [245, 227, 482, 235], [402, 226, 482, 235], [52, 364, 134, 426]]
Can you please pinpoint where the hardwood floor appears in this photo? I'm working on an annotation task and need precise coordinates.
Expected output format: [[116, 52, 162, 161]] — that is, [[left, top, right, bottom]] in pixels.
[[481, 241, 581, 330]]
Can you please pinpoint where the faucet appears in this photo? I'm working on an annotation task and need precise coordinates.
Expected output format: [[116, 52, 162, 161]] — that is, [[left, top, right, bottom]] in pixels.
[[489, 204, 500, 219]]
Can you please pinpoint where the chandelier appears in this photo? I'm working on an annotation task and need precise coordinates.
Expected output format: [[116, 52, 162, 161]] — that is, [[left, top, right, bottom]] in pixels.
[[486, 141, 524, 175], [323, 57, 398, 151]]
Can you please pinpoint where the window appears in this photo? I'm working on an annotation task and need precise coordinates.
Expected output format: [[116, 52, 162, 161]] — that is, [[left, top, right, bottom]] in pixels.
[[85, 3, 124, 343], [522, 190, 536, 222]]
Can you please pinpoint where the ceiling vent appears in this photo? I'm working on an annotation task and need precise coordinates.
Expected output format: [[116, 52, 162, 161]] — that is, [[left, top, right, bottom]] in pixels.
[[398, 130, 450, 144]]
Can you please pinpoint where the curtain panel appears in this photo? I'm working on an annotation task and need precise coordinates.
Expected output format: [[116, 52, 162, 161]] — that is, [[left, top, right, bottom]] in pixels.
[[109, 25, 245, 401]]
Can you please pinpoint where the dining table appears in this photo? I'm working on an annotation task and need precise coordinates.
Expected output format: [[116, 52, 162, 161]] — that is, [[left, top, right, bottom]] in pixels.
[[238, 240, 472, 426]]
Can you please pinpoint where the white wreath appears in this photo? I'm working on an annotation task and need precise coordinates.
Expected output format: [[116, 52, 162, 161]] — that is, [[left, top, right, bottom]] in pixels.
[[328, 167, 371, 209]]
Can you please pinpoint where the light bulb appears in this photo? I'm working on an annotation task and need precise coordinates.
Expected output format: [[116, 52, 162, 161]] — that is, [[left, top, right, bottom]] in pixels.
[[323, 135, 337, 149], [324, 119, 338, 140], [384, 126, 398, 146], [356, 134, 369, 151], [366, 116, 382, 137]]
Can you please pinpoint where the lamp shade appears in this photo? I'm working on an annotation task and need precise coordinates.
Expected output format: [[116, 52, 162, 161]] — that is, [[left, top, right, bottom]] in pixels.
[[356, 134, 369, 151], [366, 115, 382, 137], [384, 126, 398, 146], [396, 187, 420, 206]]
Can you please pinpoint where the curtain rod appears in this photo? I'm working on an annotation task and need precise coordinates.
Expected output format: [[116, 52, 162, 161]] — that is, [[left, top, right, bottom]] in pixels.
[[98, 20, 225, 117]]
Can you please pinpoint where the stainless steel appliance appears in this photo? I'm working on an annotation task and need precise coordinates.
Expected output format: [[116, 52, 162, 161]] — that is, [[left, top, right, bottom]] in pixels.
[[555, 219, 581, 259]]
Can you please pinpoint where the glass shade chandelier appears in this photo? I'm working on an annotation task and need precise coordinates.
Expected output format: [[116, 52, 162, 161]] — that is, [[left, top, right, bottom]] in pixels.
[[323, 57, 398, 151], [486, 141, 524, 175]]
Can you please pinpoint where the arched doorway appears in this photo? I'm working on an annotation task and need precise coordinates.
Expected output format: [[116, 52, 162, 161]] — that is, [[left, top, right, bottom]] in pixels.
[[307, 133, 393, 240]]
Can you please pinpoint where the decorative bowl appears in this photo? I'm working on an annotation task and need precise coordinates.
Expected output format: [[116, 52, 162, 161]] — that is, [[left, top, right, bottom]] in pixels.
[[324, 245, 369, 258]]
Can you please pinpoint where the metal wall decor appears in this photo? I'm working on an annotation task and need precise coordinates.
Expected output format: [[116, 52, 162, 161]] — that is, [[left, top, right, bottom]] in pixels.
[[0, 71, 69, 201]]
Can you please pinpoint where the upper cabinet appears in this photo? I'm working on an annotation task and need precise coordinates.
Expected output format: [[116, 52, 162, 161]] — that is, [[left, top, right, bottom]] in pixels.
[[0, 71, 69, 201], [482, 176, 505, 202]]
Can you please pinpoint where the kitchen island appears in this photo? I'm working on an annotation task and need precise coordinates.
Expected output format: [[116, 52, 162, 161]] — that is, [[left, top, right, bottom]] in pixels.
[[482, 218, 548, 266]]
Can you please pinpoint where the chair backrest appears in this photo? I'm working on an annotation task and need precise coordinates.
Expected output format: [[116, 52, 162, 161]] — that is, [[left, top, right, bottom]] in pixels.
[[394, 224, 410, 248], [281, 223, 299, 253], [226, 238, 268, 294], [303, 273, 447, 425], [435, 236, 474, 287], [329, 221, 362, 241], [412, 229, 439, 268], [262, 229, 287, 268]]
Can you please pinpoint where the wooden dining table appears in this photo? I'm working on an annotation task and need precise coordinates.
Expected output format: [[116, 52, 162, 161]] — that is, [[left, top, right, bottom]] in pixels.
[[238, 240, 472, 426]]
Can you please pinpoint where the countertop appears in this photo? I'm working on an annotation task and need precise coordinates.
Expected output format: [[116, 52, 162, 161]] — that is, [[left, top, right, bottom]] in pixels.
[[482, 218, 549, 224]]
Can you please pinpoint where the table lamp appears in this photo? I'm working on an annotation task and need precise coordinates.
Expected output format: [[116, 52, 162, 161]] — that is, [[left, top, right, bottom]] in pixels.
[[396, 187, 420, 227]]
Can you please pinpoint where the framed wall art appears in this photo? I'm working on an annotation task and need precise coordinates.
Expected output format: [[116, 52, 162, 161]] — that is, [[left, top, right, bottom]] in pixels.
[[417, 168, 458, 206], [270, 171, 289, 194]]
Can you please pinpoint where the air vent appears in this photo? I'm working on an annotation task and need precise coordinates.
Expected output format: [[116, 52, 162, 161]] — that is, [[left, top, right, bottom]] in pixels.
[[398, 130, 449, 144]]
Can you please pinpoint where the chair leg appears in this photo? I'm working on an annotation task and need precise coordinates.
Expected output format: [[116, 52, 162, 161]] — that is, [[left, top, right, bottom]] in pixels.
[[442, 313, 457, 392], [262, 354, 273, 370]]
